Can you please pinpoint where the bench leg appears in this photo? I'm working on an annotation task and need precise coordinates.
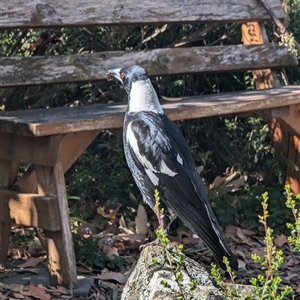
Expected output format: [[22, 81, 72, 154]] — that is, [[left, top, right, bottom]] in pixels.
[[0, 222, 11, 264], [35, 161, 77, 288], [0, 159, 19, 265]]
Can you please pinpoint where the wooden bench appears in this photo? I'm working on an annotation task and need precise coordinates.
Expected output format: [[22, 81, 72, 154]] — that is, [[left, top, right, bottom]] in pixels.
[[0, 0, 299, 289]]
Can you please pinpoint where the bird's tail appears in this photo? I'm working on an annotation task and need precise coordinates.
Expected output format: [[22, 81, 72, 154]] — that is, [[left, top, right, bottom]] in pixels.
[[188, 207, 239, 271]]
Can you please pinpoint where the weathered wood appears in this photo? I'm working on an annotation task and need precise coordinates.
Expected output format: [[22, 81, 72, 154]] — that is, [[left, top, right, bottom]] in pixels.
[[241, 22, 281, 88], [14, 167, 38, 194], [241, 21, 300, 194], [282, 104, 300, 135], [1, 44, 297, 87], [0, 188, 61, 231], [0, 0, 285, 29], [0, 85, 299, 137], [35, 160, 77, 287], [60, 130, 101, 171], [0, 160, 19, 264], [14, 130, 101, 194], [269, 119, 300, 194], [0, 133, 63, 166]]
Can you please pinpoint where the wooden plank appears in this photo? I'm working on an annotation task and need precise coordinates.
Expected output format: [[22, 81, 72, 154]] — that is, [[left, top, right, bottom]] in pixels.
[[0, 160, 19, 264], [35, 160, 77, 287], [269, 119, 300, 194], [282, 104, 300, 135], [241, 21, 300, 193], [0, 0, 285, 29], [0, 44, 297, 87], [60, 130, 101, 171], [0, 133, 63, 166], [0, 188, 61, 231], [13, 130, 101, 194], [241, 22, 281, 89], [0, 85, 299, 137]]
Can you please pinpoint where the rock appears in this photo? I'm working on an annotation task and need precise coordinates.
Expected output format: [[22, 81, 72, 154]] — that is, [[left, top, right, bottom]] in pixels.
[[121, 246, 227, 300]]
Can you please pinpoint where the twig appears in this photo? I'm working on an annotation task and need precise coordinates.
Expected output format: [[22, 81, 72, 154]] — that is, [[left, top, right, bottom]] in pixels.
[[257, 0, 300, 51], [280, 68, 289, 85], [167, 23, 221, 48], [134, 24, 169, 49], [208, 34, 228, 46], [34, 227, 47, 250], [8, 30, 28, 56]]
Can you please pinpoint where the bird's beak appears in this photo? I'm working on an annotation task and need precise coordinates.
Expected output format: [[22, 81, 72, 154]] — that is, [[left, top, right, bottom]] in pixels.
[[106, 68, 122, 83]]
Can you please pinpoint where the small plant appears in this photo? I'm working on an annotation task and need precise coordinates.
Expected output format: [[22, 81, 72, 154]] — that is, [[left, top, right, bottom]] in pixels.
[[249, 192, 294, 300], [153, 189, 197, 300], [284, 185, 300, 251], [211, 257, 241, 299], [211, 191, 295, 299]]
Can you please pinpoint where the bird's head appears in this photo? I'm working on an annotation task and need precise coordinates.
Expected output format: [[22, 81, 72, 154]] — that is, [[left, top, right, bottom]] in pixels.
[[106, 65, 163, 114], [106, 65, 148, 95]]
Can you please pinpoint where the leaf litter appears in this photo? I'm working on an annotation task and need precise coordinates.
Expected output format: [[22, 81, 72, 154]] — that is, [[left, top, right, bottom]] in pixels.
[[1, 207, 300, 299]]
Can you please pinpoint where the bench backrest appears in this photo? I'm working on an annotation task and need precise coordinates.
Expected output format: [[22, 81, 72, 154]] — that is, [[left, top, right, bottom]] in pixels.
[[0, 0, 297, 88]]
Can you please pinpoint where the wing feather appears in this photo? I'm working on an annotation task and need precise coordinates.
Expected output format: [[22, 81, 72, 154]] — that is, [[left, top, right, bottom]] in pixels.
[[124, 112, 238, 270]]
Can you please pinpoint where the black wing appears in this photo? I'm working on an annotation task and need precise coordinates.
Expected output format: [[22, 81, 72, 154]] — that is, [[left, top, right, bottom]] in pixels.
[[125, 111, 238, 270]]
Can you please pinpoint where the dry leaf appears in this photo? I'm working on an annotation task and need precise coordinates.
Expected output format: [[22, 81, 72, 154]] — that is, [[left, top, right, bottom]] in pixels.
[[234, 249, 247, 262], [40, 285, 69, 295], [117, 234, 146, 242], [76, 265, 93, 274], [97, 204, 121, 219], [119, 216, 135, 234], [119, 215, 127, 229], [10, 293, 24, 299], [95, 271, 127, 284], [225, 225, 237, 235], [274, 234, 288, 247], [237, 259, 246, 268], [209, 175, 226, 190], [236, 227, 251, 244], [241, 228, 255, 236], [17, 257, 44, 268], [28, 37, 43, 51], [102, 245, 119, 259], [135, 204, 148, 235], [28, 284, 50, 300]]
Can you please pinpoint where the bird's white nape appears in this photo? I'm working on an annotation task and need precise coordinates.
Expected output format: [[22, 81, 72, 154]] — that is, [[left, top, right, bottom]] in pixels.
[[128, 78, 163, 114]]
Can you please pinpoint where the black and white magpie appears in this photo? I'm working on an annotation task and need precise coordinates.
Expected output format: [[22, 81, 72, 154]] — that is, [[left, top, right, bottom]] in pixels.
[[106, 65, 238, 270]]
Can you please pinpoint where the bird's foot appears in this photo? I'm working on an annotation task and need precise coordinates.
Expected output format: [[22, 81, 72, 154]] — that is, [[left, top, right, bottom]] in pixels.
[[139, 238, 160, 251]]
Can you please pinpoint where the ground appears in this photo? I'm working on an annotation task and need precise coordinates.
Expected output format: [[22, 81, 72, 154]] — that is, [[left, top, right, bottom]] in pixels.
[[1, 205, 300, 300]]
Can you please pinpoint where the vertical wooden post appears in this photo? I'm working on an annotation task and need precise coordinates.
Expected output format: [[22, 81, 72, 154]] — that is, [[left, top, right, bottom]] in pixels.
[[269, 107, 300, 194], [35, 157, 78, 288], [241, 22, 300, 194], [0, 160, 19, 264]]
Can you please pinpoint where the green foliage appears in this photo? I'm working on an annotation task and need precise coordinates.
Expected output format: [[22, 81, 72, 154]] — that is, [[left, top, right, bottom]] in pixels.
[[210, 184, 294, 233], [249, 192, 294, 300], [10, 229, 36, 245], [73, 233, 123, 270], [66, 130, 135, 219], [285, 185, 300, 250], [211, 190, 298, 299]]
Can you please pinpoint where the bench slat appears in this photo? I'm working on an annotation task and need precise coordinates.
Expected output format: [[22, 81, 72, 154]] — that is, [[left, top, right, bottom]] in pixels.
[[0, 85, 299, 137], [0, 44, 297, 87], [0, 0, 284, 29]]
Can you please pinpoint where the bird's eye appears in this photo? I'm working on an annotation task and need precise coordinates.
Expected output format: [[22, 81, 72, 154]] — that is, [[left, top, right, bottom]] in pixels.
[[120, 73, 126, 80]]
